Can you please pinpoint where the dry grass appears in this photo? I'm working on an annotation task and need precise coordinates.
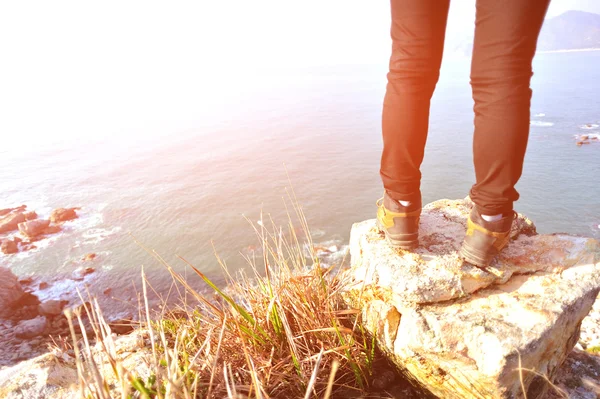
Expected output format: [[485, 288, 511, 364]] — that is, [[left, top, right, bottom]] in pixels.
[[65, 193, 387, 398]]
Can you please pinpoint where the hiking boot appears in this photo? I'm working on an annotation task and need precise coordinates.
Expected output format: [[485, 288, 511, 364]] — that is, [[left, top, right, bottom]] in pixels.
[[376, 192, 421, 249], [460, 208, 516, 267]]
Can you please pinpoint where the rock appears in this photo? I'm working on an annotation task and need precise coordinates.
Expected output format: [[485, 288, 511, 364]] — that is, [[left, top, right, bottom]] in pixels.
[[0, 238, 18, 254], [38, 300, 67, 317], [109, 318, 135, 335], [49, 207, 78, 223], [17, 343, 32, 359], [0, 330, 149, 399], [18, 276, 34, 286], [547, 349, 600, 399], [82, 253, 96, 261], [0, 352, 79, 399], [0, 212, 26, 234], [0, 267, 26, 318], [23, 211, 38, 220], [39, 281, 49, 290], [347, 198, 540, 305], [343, 198, 600, 399], [0, 205, 26, 217], [18, 219, 50, 238], [15, 316, 47, 339], [72, 266, 95, 280]]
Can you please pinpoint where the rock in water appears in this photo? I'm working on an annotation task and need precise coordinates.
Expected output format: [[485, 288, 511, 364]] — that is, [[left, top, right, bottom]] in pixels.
[[343, 198, 600, 399], [82, 253, 96, 261], [0, 268, 26, 318], [0, 205, 26, 217], [49, 207, 78, 223], [72, 266, 95, 281], [1, 238, 18, 254], [23, 211, 38, 220], [0, 211, 26, 234], [18, 219, 50, 238]]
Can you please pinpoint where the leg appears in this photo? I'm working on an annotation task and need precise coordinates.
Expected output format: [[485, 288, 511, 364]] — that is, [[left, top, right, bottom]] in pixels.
[[469, 0, 550, 216], [380, 0, 450, 204]]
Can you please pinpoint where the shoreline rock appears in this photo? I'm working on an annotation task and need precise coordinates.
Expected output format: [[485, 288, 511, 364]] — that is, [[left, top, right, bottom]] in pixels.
[[0, 268, 26, 319]]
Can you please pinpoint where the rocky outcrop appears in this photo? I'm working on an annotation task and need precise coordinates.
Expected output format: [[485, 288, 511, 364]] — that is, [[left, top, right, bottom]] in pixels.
[[0, 205, 79, 256], [0, 268, 26, 318], [343, 198, 600, 399]]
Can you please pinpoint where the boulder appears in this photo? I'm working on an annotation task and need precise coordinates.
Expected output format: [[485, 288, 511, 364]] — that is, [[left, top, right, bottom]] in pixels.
[[0, 267, 26, 318], [38, 300, 67, 317], [0, 212, 26, 234], [18, 219, 50, 238], [343, 198, 600, 399], [49, 208, 78, 223], [15, 316, 47, 338], [1, 238, 18, 254]]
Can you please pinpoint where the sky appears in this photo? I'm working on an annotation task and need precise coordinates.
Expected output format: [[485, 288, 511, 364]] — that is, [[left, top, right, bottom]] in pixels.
[[1, 1, 599, 147]]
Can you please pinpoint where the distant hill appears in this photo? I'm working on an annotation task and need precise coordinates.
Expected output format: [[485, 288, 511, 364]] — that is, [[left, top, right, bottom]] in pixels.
[[538, 10, 600, 51], [447, 10, 600, 56]]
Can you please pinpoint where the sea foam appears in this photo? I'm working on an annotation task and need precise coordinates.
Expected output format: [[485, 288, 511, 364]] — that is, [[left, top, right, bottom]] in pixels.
[[530, 120, 554, 127]]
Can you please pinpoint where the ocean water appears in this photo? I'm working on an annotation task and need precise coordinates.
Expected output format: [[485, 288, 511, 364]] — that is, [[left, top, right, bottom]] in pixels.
[[1, 50, 599, 316]]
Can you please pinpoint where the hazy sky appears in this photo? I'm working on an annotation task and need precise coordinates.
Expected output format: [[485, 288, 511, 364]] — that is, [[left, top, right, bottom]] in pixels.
[[1, 1, 598, 146]]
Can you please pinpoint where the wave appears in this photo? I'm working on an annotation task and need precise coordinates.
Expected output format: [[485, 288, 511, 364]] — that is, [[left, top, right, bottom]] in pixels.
[[75, 226, 122, 246], [306, 238, 349, 266], [34, 278, 86, 302], [579, 123, 599, 130], [534, 113, 545, 117], [530, 120, 554, 127], [575, 133, 600, 140]]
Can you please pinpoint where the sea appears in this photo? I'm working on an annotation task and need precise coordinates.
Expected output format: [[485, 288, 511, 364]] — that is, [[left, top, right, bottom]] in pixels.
[[1, 50, 599, 318]]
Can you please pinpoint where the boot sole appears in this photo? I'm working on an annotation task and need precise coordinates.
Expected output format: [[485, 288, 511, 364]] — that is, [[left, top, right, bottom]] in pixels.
[[376, 220, 419, 250], [459, 240, 496, 268]]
